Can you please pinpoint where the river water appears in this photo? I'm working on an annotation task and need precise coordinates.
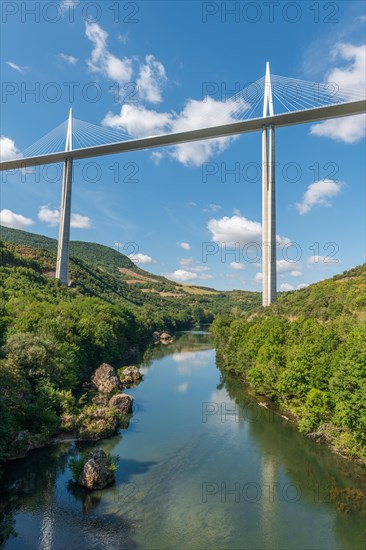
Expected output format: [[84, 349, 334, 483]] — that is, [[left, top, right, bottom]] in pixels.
[[1, 331, 366, 549]]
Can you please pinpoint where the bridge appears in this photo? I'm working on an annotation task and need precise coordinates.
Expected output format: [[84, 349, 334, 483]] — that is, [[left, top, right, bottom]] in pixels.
[[1, 63, 365, 305]]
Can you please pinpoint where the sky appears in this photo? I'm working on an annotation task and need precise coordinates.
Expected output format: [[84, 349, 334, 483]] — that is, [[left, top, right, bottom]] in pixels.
[[0, 0, 365, 291]]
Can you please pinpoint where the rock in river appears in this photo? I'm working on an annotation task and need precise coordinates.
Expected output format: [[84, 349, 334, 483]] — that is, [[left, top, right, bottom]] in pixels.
[[78, 449, 115, 490], [119, 366, 142, 385], [109, 393, 134, 414], [91, 363, 121, 393]]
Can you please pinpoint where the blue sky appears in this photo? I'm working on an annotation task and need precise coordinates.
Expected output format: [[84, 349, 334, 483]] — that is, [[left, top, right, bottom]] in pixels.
[[1, 0, 365, 291]]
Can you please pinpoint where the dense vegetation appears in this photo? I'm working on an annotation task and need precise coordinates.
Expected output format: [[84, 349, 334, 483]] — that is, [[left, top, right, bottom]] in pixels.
[[212, 264, 366, 464], [0, 228, 259, 467]]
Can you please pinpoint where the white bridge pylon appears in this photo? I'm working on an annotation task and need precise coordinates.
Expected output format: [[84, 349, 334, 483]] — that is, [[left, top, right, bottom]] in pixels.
[[1, 64, 365, 305], [262, 62, 276, 307]]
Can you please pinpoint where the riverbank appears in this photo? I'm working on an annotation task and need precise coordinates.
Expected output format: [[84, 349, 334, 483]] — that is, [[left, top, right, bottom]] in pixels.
[[211, 266, 366, 467], [2, 331, 366, 550]]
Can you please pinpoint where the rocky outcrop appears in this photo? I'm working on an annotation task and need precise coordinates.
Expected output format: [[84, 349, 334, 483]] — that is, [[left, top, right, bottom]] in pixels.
[[152, 331, 173, 345], [91, 363, 121, 393], [75, 406, 120, 440], [109, 393, 134, 414], [78, 449, 115, 490], [7, 431, 48, 460], [119, 366, 142, 386]]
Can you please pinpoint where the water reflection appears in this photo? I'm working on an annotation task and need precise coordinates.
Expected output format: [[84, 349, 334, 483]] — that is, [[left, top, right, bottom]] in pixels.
[[1, 331, 365, 550]]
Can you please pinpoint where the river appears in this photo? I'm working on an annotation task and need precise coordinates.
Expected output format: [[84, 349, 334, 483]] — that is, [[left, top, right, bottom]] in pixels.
[[1, 331, 365, 549]]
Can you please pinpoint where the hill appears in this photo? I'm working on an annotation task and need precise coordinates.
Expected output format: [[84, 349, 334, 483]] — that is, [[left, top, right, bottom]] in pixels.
[[212, 264, 366, 464], [0, 225, 260, 321]]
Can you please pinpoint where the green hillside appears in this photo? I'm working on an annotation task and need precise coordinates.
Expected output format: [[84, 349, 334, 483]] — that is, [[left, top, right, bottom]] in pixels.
[[0, 229, 260, 466], [212, 264, 366, 464], [0, 226, 260, 320]]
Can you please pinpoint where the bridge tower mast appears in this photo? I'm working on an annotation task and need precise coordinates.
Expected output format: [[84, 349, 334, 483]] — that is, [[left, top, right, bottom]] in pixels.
[[55, 108, 73, 285], [262, 62, 277, 306]]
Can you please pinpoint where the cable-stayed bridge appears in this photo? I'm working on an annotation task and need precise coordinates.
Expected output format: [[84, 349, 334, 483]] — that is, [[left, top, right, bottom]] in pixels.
[[1, 63, 365, 305]]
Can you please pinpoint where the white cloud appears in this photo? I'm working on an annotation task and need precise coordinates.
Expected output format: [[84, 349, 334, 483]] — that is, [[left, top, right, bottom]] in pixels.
[[164, 269, 213, 282], [277, 259, 301, 274], [103, 96, 246, 166], [297, 283, 309, 289], [6, 61, 25, 73], [177, 382, 189, 393], [169, 98, 240, 166], [254, 272, 263, 283], [280, 283, 295, 291], [296, 179, 342, 214], [38, 205, 91, 229], [290, 270, 303, 277], [70, 213, 92, 229], [178, 242, 191, 251], [103, 104, 172, 138], [136, 54, 167, 104], [165, 269, 197, 282], [128, 253, 154, 264], [59, 53, 78, 65], [0, 209, 34, 230], [230, 262, 245, 270], [0, 136, 19, 161], [203, 203, 221, 213], [85, 22, 132, 84], [310, 43, 366, 143], [38, 206, 59, 226], [207, 215, 290, 247]]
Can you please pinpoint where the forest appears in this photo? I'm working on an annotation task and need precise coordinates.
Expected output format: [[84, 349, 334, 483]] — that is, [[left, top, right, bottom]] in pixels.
[[0, 231, 259, 466], [212, 264, 366, 464]]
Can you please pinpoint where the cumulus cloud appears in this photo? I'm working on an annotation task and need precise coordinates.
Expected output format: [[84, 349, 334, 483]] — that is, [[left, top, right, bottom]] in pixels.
[[164, 269, 213, 282], [128, 253, 154, 264], [310, 43, 366, 143], [136, 54, 167, 104], [207, 215, 290, 247], [103, 104, 172, 138], [0, 136, 19, 161], [254, 272, 263, 283], [290, 270, 303, 277], [85, 22, 132, 84], [169, 98, 240, 166], [177, 382, 189, 393], [277, 260, 302, 276], [280, 283, 295, 291], [295, 179, 342, 214], [178, 242, 191, 251], [58, 53, 78, 65], [103, 96, 246, 166], [38, 205, 91, 229], [0, 209, 34, 229], [230, 262, 245, 270]]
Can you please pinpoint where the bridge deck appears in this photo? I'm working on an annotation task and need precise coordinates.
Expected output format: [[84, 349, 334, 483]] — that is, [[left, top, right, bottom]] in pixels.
[[1, 99, 365, 171]]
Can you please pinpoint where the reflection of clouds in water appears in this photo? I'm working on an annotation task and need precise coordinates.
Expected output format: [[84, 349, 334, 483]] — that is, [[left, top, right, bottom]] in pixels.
[[139, 366, 150, 376], [172, 350, 213, 376], [203, 387, 249, 436], [177, 382, 189, 393]]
